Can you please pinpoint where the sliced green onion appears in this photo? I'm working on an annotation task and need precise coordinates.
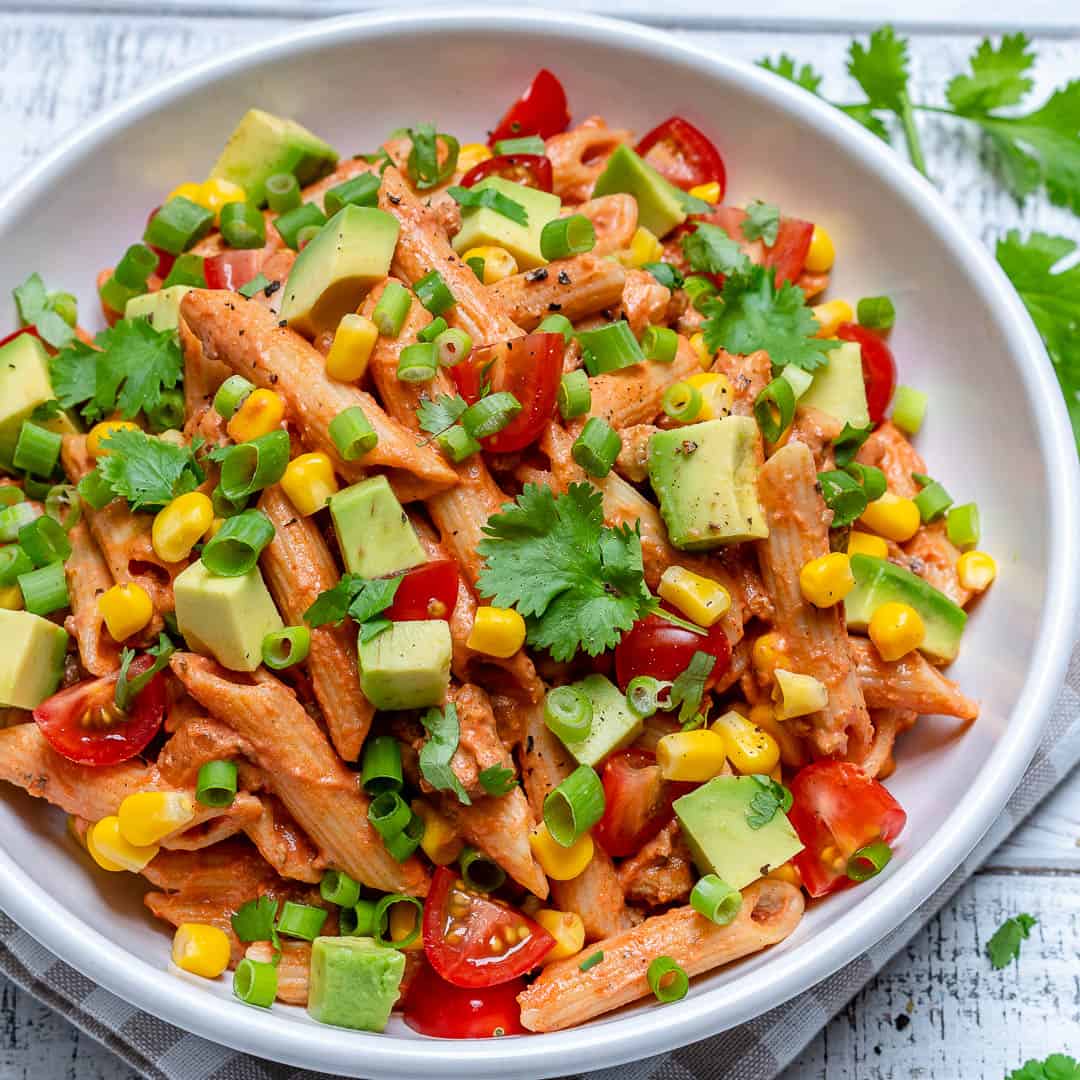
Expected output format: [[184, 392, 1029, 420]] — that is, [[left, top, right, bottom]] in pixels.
[[265, 172, 301, 214], [537, 313, 574, 343], [642, 325, 678, 364], [374, 894, 423, 948], [339, 898, 377, 937], [557, 370, 591, 420], [211, 484, 249, 519], [201, 509, 275, 577], [361, 735, 403, 796], [384, 812, 424, 862], [579, 950, 604, 972], [690, 874, 742, 925], [571, 416, 621, 478], [44, 485, 81, 531], [0, 488, 23, 509], [891, 385, 927, 435], [274, 203, 326, 251], [436, 425, 480, 463], [543, 685, 593, 744], [913, 479, 953, 523], [407, 127, 459, 191], [459, 846, 506, 893], [195, 760, 238, 807], [780, 364, 814, 400], [18, 516, 71, 567], [540, 214, 596, 261], [683, 275, 718, 312], [435, 328, 472, 368], [162, 253, 207, 290], [397, 342, 439, 383], [663, 381, 703, 424], [49, 292, 78, 328], [418, 316, 448, 344], [276, 900, 328, 942], [144, 197, 214, 256], [76, 469, 114, 511], [216, 430, 290, 502], [261, 625, 311, 670], [220, 201, 266, 249], [213, 375, 255, 420], [846, 839, 893, 882], [22, 474, 53, 501], [647, 956, 689, 1003], [946, 502, 980, 549], [577, 321, 645, 376], [18, 561, 69, 615], [329, 406, 378, 461], [844, 462, 887, 502], [817, 470, 868, 528], [296, 224, 322, 250], [320, 869, 361, 909], [415, 270, 455, 316], [0, 546, 34, 587], [13, 422, 62, 477], [233, 958, 278, 1008], [372, 281, 412, 338], [112, 244, 160, 291], [323, 173, 380, 216], [492, 135, 547, 155], [543, 764, 605, 847], [143, 388, 186, 434], [466, 256, 486, 282], [754, 378, 796, 443], [857, 295, 896, 330], [0, 502, 39, 543], [461, 392, 521, 439], [368, 791, 411, 839], [626, 676, 669, 719]]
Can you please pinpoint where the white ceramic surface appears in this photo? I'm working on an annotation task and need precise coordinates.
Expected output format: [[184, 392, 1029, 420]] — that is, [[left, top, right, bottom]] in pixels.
[[0, 9, 1076, 1078]]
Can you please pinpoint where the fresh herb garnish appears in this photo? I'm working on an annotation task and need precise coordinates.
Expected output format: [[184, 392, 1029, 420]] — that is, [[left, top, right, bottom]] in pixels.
[[447, 185, 529, 226], [114, 633, 175, 713], [832, 421, 874, 467], [741, 200, 781, 246], [478, 765, 517, 797], [987, 912, 1037, 970], [579, 950, 604, 972], [406, 124, 460, 190], [641, 262, 685, 291], [817, 469, 869, 528], [304, 574, 402, 630], [1006, 1054, 1080, 1080], [417, 393, 469, 437], [681, 223, 751, 278], [13, 272, 76, 349], [95, 429, 204, 512], [232, 896, 281, 952], [419, 703, 471, 805], [238, 273, 272, 299], [29, 399, 63, 422], [745, 774, 794, 830], [668, 651, 714, 728]]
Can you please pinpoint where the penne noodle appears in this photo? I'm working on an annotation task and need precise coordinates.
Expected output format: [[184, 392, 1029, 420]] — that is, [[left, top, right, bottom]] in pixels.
[[613, 423, 658, 483], [490, 253, 626, 331], [243, 793, 324, 884], [244, 940, 314, 1004], [619, 269, 671, 337], [712, 349, 772, 417], [856, 420, 926, 498], [63, 520, 121, 676], [545, 119, 632, 203], [569, 194, 638, 255], [900, 521, 972, 608], [179, 315, 231, 417], [851, 637, 979, 720]]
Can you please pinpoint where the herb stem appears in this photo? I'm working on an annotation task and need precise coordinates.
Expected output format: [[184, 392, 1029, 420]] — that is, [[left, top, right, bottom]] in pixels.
[[897, 92, 928, 176]]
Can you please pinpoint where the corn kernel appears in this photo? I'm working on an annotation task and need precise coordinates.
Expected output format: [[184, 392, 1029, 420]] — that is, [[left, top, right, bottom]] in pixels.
[[280, 452, 338, 517], [199, 177, 247, 219], [658, 565, 731, 627], [325, 314, 378, 382], [86, 420, 141, 458], [172, 923, 231, 979], [749, 703, 807, 767], [467, 606, 526, 658], [227, 388, 285, 442], [535, 909, 586, 962], [619, 227, 664, 268], [0, 585, 23, 611], [847, 530, 889, 560], [752, 632, 790, 681], [167, 182, 204, 205], [811, 299, 854, 338], [152, 491, 214, 563], [868, 601, 925, 662], [767, 862, 802, 888], [957, 551, 997, 592], [799, 552, 856, 608], [805, 225, 836, 273], [462, 246, 518, 284], [860, 493, 921, 542], [87, 816, 159, 873], [688, 332, 712, 369], [98, 583, 153, 641], [529, 823, 593, 881], [687, 181, 721, 205], [412, 799, 464, 865], [773, 669, 829, 720], [685, 371, 734, 421], [656, 729, 729, 782], [389, 898, 424, 951], [712, 710, 781, 775], [457, 143, 493, 174], [118, 791, 195, 847]]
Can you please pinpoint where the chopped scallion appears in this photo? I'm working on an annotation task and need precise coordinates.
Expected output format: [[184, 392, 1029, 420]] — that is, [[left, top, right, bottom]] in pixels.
[[577, 320, 644, 376], [571, 416, 621, 478], [557, 370, 591, 420], [195, 760, 238, 808], [543, 764, 605, 847], [261, 625, 311, 670], [329, 406, 378, 461], [201, 509, 275, 577]]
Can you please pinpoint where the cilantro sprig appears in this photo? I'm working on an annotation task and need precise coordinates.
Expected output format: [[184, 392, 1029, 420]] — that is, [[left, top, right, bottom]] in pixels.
[[669, 651, 714, 729], [417, 393, 469, 438], [745, 775, 794, 830], [13, 273, 77, 349], [95, 429, 204, 512], [478, 764, 516, 797], [419, 703, 470, 805], [304, 573, 401, 643], [1007, 1054, 1080, 1080], [114, 633, 175, 713], [986, 911, 1037, 970], [232, 896, 281, 953]]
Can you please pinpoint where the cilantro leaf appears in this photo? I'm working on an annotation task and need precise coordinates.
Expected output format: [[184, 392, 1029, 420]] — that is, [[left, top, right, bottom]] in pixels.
[[95, 429, 204, 511], [232, 896, 280, 951], [946, 33, 1035, 115], [95, 318, 184, 420], [833, 421, 874, 467], [417, 393, 469, 436], [477, 483, 656, 662], [838, 104, 890, 141], [757, 54, 823, 94], [1007, 1055, 1080, 1080], [348, 576, 402, 624], [114, 633, 175, 713], [745, 774, 794, 830], [681, 223, 751, 278], [13, 273, 75, 349], [987, 912, 1037, 969], [447, 185, 528, 226], [29, 399, 63, 422], [49, 339, 98, 414], [419, 703, 471, 805], [668, 651, 714, 727], [304, 574, 401, 629], [359, 617, 392, 644], [478, 765, 516, 797], [741, 201, 781, 246], [847, 26, 911, 113], [642, 262, 685, 291]]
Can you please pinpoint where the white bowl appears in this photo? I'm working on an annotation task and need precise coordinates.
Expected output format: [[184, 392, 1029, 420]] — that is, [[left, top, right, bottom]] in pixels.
[[0, 9, 1076, 1078]]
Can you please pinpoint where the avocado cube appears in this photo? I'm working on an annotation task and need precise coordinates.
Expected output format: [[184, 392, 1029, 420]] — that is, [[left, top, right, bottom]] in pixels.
[[799, 341, 870, 428], [329, 475, 426, 580], [648, 416, 768, 550], [451, 177, 562, 270], [307, 936, 405, 1031], [209, 108, 339, 207], [125, 285, 193, 333], [358, 619, 452, 711], [0, 609, 68, 709], [0, 333, 59, 468], [592, 144, 688, 239], [559, 674, 644, 767], [674, 775, 804, 890], [279, 206, 400, 337], [173, 559, 283, 672]]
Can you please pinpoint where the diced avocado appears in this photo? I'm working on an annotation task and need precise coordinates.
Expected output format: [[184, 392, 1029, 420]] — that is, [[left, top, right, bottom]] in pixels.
[[307, 936, 405, 1031], [0, 334, 61, 468], [124, 285, 193, 333], [559, 674, 644, 767], [279, 206, 400, 337], [674, 775, 804, 890], [799, 341, 870, 428], [592, 144, 688, 239], [0, 609, 68, 709], [329, 475, 426, 579], [173, 559, 283, 672], [209, 108, 338, 207], [845, 554, 967, 662], [451, 177, 562, 270], [648, 416, 768, 550], [357, 619, 452, 710]]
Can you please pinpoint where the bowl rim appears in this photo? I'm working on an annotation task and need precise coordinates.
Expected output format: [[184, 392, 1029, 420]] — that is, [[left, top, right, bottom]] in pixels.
[[0, 8, 1077, 1077]]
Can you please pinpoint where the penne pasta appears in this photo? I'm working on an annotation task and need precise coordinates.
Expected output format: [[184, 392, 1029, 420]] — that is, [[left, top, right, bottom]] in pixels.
[[569, 194, 638, 255], [852, 637, 979, 720], [545, 119, 632, 203], [63, 520, 121, 676], [856, 420, 926, 498], [490, 254, 626, 331]]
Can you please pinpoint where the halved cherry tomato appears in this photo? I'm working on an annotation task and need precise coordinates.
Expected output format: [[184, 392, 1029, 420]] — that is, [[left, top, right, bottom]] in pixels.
[[787, 761, 907, 898], [422, 866, 554, 987], [637, 116, 726, 196], [461, 154, 554, 193], [403, 963, 526, 1038], [0, 326, 38, 349], [488, 69, 571, 147], [614, 609, 732, 691], [32, 656, 166, 766], [386, 559, 459, 622], [836, 322, 897, 425], [203, 250, 264, 292], [450, 332, 564, 454], [703, 207, 813, 285]]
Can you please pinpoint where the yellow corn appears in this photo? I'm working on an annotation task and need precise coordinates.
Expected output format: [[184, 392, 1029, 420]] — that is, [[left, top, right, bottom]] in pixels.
[[199, 178, 247, 220], [467, 606, 526, 658], [0, 585, 23, 611], [280, 452, 338, 516], [868, 601, 924, 661], [529, 823, 593, 881], [87, 816, 159, 873], [388, 898, 424, 951], [749, 703, 806, 768], [688, 331, 713, 369], [325, 314, 378, 382], [227, 388, 285, 442], [152, 491, 214, 563], [812, 299, 854, 338], [86, 420, 141, 458], [97, 583, 153, 641], [799, 552, 856, 608], [712, 710, 781, 775], [766, 862, 802, 887], [118, 791, 195, 847], [172, 923, 231, 979], [534, 909, 586, 962], [752, 632, 790, 682], [618, 227, 664, 269], [167, 181, 204, 204], [847, 530, 889, 560], [859, 493, 921, 542], [656, 729, 729, 782], [685, 371, 734, 421], [158, 429, 186, 448], [687, 181, 721, 205], [462, 246, 518, 284], [658, 565, 731, 627], [773, 668, 829, 720], [805, 225, 836, 273], [457, 143, 493, 174], [412, 799, 464, 866], [957, 551, 997, 592]]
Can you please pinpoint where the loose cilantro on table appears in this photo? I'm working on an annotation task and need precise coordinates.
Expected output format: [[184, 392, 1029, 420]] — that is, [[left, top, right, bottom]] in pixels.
[[741, 200, 781, 246], [304, 574, 402, 638], [95, 428, 204, 512], [12, 272, 77, 349], [986, 911, 1037, 970], [745, 775, 794, 829], [1007, 1054, 1080, 1080], [232, 896, 281, 952], [478, 765, 517, 797], [419, 703, 471, 805], [416, 393, 469, 437]]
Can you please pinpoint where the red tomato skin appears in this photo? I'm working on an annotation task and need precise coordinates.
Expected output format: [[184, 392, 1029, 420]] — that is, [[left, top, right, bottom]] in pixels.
[[403, 963, 526, 1038], [636, 116, 726, 196], [386, 560, 459, 622], [836, 323, 897, 424], [203, 250, 264, 291], [488, 69, 570, 146], [461, 154, 553, 193], [703, 207, 812, 285], [0, 326, 39, 349], [32, 657, 166, 766], [787, 761, 907, 898], [613, 611, 732, 691]]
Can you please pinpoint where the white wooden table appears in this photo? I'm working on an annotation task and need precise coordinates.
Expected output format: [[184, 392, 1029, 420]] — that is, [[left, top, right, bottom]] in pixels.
[[1, 8, 1079, 1077]]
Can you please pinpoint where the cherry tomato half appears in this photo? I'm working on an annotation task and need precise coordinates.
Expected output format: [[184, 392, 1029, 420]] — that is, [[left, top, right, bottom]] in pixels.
[[450, 332, 564, 454], [422, 866, 554, 987], [33, 656, 166, 766], [836, 323, 897, 425], [386, 559, 459, 622], [488, 69, 571, 147], [704, 207, 813, 285], [403, 963, 526, 1038], [0, 326, 39, 350], [787, 761, 907, 898], [636, 116, 726, 196], [614, 610, 732, 691], [461, 154, 554, 193], [203, 250, 264, 292]]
